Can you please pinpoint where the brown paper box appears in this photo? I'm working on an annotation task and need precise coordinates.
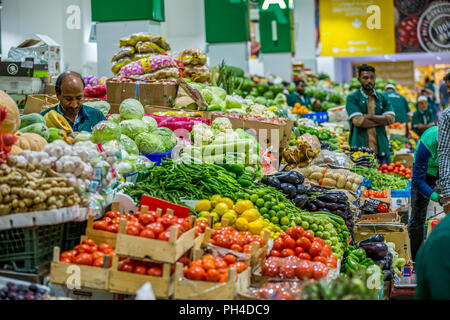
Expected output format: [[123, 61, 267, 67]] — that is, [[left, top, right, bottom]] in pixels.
[[354, 223, 411, 262], [23, 94, 59, 114], [44, 84, 56, 94], [106, 81, 178, 107]]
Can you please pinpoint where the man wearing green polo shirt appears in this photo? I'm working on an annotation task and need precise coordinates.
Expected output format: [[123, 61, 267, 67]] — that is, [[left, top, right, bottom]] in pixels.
[[345, 64, 395, 165], [383, 84, 411, 136], [41, 71, 105, 132], [287, 80, 311, 108], [412, 96, 436, 137]]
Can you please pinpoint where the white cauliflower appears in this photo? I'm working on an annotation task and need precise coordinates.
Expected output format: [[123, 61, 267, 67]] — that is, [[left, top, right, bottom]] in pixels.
[[211, 117, 232, 134], [191, 123, 214, 146], [249, 104, 267, 116]]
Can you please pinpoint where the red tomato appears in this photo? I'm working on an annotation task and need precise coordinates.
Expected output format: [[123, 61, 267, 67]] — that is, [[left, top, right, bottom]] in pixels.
[[160, 215, 175, 229], [235, 262, 247, 273], [106, 224, 119, 233], [224, 254, 236, 265], [74, 244, 93, 254], [294, 247, 305, 255], [280, 265, 296, 279], [133, 265, 147, 275], [309, 242, 323, 257], [215, 235, 231, 249], [270, 250, 281, 257], [205, 269, 220, 282], [93, 220, 108, 231], [147, 222, 164, 236], [105, 211, 116, 219], [387, 165, 394, 171], [283, 236, 296, 250], [92, 257, 104, 267], [313, 237, 325, 246], [73, 253, 93, 266], [59, 257, 72, 264], [242, 244, 252, 253], [313, 256, 327, 264], [138, 214, 155, 226], [140, 228, 156, 239], [280, 248, 295, 257], [92, 251, 104, 261], [82, 239, 96, 247], [263, 266, 279, 277], [296, 261, 313, 279], [272, 238, 284, 251], [320, 244, 332, 257], [126, 225, 140, 236], [186, 266, 206, 281], [202, 259, 216, 271], [61, 250, 76, 260], [157, 230, 171, 241], [313, 264, 328, 279], [298, 253, 311, 261], [147, 267, 162, 277], [121, 263, 134, 273], [230, 244, 242, 252], [297, 237, 312, 251], [178, 256, 191, 266], [303, 231, 314, 242]]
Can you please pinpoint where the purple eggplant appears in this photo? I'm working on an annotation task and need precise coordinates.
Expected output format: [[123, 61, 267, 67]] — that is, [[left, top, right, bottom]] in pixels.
[[358, 242, 388, 259]]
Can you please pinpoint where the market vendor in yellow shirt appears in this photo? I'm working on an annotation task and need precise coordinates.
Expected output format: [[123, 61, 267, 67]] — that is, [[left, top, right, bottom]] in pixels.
[[345, 64, 396, 165]]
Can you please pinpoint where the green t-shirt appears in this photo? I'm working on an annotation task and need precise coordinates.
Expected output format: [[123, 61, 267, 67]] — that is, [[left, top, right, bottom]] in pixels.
[[415, 214, 450, 300], [41, 104, 106, 133], [412, 107, 434, 129], [413, 126, 439, 177], [382, 91, 410, 123], [287, 92, 311, 108], [345, 88, 395, 157]]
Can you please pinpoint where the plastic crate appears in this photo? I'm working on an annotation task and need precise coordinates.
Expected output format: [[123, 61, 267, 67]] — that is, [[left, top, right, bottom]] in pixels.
[[391, 183, 411, 198], [61, 221, 88, 252], [303, 112, 329, 123], [0, 224, 64, 273], [122, 171, 139, 184], [142, 147, 175, 166]]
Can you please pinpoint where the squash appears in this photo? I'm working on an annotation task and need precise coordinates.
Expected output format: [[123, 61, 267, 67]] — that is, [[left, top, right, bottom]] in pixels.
[[10, 145, 22, 155], [15, 132, 47, 151], [0, 90, 21, 134]]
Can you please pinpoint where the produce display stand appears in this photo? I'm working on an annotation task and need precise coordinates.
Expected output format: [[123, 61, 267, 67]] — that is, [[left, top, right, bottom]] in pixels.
[[84, 203, 121, 248], [359, 188, 392, 207], [108, 255, 173, 299], [50, 242, 111, 291], [358, 211, 401, 224]]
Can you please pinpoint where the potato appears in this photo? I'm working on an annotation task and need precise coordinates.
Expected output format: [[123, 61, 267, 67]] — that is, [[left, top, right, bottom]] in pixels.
[[345, 181, 353, 190], [351, 183, 359, 192], [354, 176, 364, 185], [322, 178, 337, 187], [346, 176, 355, 184], [302, 167, 312, 177], [310, 172, 324, 181], [336, 176, 347, 189]]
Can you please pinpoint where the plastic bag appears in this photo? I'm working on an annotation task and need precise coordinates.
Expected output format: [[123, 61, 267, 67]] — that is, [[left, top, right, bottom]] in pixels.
[[261, 256, 328, 280], [112, 58, 132, 75], [135, 41, 165, 54], [118, 55, 177, 77], [132, 53, 159, 61], [310, 150, 355, 169], [242, 282, 303, 300], [282, 133, 320, 168], [111, 46, 136, 62], [183, 65, 210, 83], [178, 48, 207, 66], [119, 32, 171, 51], [137, 68, 180, 81], [327, 106, 348, 122], [297, 166, 364, 192]]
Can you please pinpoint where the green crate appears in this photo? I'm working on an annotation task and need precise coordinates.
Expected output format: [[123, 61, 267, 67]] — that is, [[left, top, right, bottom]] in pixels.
[[0, 224, 64, 273], [62, 221, 88, 251]]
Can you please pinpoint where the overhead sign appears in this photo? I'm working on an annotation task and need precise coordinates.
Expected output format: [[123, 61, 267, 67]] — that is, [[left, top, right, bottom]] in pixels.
[[258, 0, 293, 53], [91, 0, 165, 22], [351, 60, 415, 89], [320, 0, 395, 57]]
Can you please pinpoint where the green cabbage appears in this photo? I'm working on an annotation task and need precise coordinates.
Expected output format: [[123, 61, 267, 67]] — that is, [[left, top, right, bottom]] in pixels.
[[91, 121, 121, 143], [119, 98, 144, 120], [119, 119, 148, 139], [47, 128, 64, 143], [116, 160, 136, 175], [225, 96, 242, 109], [200, 88, 214, 104], [209, 86, 227, 101], [135, 132, 165, 154], [141, 116, 158, 132], [84, 101, 111, 116], [120, 134, 139, 155], [128, 154, 154, 172], [153, 127, 177, 152], [74, 131, 92, 143], [108, 114, 122, 123]]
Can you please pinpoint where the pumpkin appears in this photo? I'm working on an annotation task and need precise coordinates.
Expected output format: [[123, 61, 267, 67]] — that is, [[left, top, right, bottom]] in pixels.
[[0, 90, 21, 134], [15, 132, 47, 151], [10, 145, 22, 155]]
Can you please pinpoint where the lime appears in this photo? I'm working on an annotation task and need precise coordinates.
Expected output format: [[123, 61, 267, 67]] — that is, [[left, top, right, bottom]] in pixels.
[[272, 205, 280, 212], [259, 207, 268, 214], [263, 195, 272, 202], [264, 202, 272, 210], [255, 198, 265, 208], [280, 217, 290, 226], [310, 223, 318, 231], [325, 224, 333, 231], [257, 190, 266, 198], [325, 240, 332, 245], [320, 219, 328, 226], [316, 231, 323, 238], [263, 214, 270, 220], [318, 225, 324, 232], [322, 231, 331, 239], [301, 221, 309, 229], [270, 216, 279, 225], [249, 195, 259, 203], [281, 225, 288, 231], [279, 203, 286, 210], [243, 193, 251, 200], [269, 210, 277, 217], [277, 210, 286, 218]]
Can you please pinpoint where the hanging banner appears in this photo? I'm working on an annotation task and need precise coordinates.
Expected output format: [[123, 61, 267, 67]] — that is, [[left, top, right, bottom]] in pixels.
[[319, 0, 395, 57], [395, 0, 450, 53], [258, 0, 293, 53], [351, 60, 415, 89]]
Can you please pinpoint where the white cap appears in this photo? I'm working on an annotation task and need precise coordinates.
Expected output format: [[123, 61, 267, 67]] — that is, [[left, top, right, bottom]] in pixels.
[[418, 96, 428, 103], [385, 84, 396, 90]]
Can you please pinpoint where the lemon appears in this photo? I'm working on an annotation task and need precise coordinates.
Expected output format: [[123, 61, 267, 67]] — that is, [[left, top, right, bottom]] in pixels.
[[195, 200, 212, 213], [248, 219, 264, 235], [234, 200, 254, 214], [198, 211, 211, 218], [209, 212, 220, 223], [214, 203, 229, 216], [210, 195, 222, 208], [235, 217, 249, 231], [197, 217, 208, 222], [219, 197, 234, 209], [222, 212, 237, 224], [213, 222, 222, 230], [241, 209, 260, 223]]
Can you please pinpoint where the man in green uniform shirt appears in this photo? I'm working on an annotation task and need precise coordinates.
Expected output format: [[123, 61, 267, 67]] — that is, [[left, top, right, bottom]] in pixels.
[[287, 80, 311, 108], [345, 64, 395, 165], [41, 71, 106, 132], [412, 96, 436, 137]]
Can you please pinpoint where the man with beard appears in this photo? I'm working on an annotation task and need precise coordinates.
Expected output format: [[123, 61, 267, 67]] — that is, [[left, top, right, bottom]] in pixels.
[[41, 71, 105, 132], [345, 64, 395, 165]]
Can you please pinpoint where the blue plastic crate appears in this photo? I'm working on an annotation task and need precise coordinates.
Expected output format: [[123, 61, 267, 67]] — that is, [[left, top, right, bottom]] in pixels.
[[303, 112, 329, 123], [391, 182, 411, 198], [142, 147, 175, 166], [122, 171, 139, 184]]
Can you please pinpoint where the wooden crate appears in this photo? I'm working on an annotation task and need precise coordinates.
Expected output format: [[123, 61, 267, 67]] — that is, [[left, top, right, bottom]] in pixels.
[[84, 202, 121, 248], [360, 188, 392, 207], [173, 262, 250, 300], [115, 214, 196, 264], [108, 255, 173, 299], [50, 247, 111, 291], [358, 211, 401, 224]]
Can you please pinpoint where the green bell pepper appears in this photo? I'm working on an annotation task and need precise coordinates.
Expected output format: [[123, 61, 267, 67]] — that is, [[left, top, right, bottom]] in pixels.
[[345, 259, 359, 272], [348, 253, 361, 263], [354, 248, 366, 260]]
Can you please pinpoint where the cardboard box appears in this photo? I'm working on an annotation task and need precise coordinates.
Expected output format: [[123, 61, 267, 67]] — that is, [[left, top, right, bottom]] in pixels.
[[358, 211, 400, 223], [45, 84, 56, 94], [7, 34, 61, 76], [23, 94, 59, 114], [354, 222, 411, 262], [106, 81, 178, 108], [393, 154, 414, 170]]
